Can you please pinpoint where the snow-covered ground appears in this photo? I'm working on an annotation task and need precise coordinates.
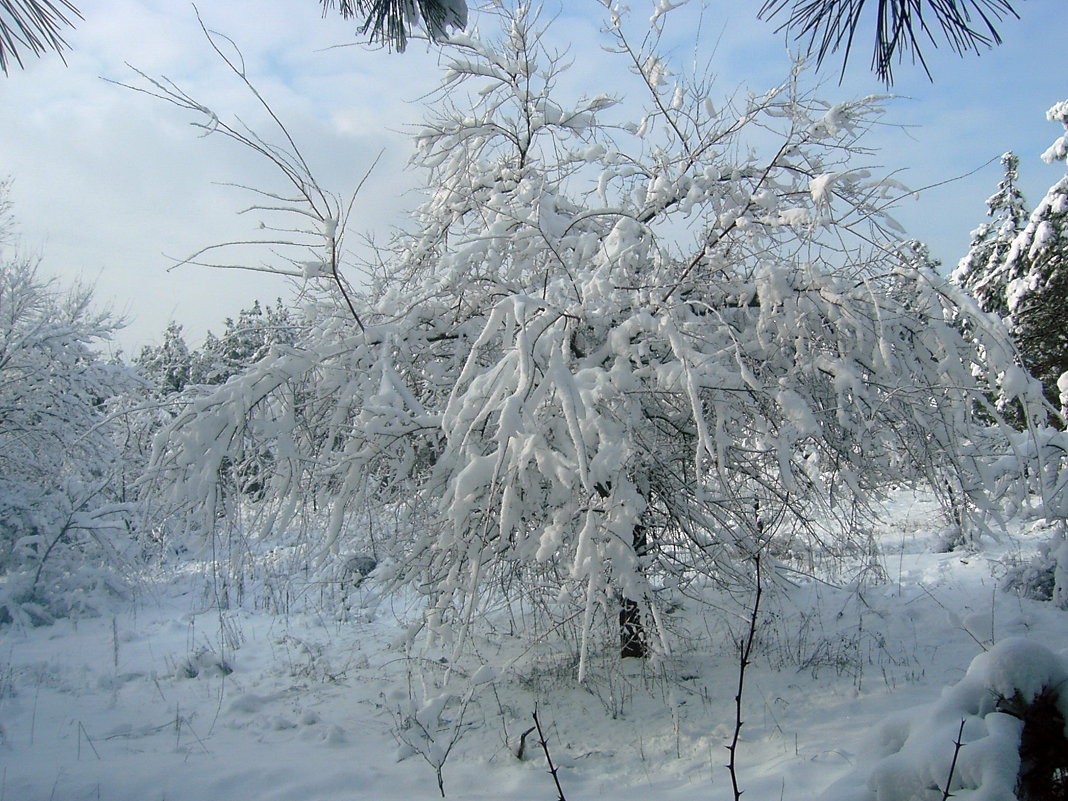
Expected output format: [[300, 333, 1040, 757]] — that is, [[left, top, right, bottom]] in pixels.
[[2, 491, 1065, 801]]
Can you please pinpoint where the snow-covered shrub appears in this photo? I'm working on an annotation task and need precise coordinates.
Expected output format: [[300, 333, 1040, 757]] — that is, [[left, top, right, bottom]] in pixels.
[[992, 423, 1068, 607], [0, 250, 139, 625], [1004, 530, 1068, 610], [1004, 540, 1061, 604], [139, 3, 1048, 674], [387, 666, 488, 797], [826, 638, 1068, 801]]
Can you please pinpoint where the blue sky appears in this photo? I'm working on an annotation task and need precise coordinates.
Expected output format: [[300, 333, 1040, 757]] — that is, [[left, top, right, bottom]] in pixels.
[[0, 0, 1065, 352]]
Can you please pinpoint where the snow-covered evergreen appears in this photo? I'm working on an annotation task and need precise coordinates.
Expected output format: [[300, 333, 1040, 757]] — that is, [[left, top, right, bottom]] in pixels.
[[953, 151, 1029, 320], [1001, 101, 1068, 413], [192, 299, 299, 386], [135, 320, 193, 396]]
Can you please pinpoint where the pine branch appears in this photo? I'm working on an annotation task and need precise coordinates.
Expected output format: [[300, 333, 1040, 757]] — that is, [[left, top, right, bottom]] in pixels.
[[0, 0, 81, 74], [759, 0, 1019, 84], [319, 0, 465, 52]]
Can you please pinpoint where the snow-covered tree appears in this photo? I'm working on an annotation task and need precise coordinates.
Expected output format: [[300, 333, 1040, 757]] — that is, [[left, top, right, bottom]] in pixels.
[[192, 299, 298, 386], [135, 319, 193, 396], [0, 250, 137, 625], [1002, 100, 1068, 414], [953, 151, 1029, 319], [135, 302, 299, 394], [979, 101, 1068, 607], [144, 3, 1041, 671]]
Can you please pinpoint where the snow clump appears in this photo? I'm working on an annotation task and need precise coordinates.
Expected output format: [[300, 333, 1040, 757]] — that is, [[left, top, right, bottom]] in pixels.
[[1041, 99, 1068, 165], [825, 638, 1068, 801]]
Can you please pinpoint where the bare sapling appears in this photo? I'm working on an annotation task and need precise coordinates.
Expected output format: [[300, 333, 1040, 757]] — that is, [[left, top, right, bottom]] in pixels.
[[532, 706, 568, 801], [389, 675, 477, 798], [110, 7, 375, 332], [940, 720, 967, 800], [727, 554, 763, 801]]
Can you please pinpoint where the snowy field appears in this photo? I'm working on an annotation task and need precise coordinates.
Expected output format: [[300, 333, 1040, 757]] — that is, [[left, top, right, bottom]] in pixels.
[[2, 490, 1064, 801]]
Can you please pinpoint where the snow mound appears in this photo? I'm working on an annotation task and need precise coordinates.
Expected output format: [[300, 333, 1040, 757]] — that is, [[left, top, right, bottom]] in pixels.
[[826, 638, 1068, 801]]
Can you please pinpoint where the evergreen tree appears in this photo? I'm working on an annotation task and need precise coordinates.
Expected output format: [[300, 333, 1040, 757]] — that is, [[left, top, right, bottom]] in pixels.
[[134, 320, 192, 396], [188, 330, 222, 386], [1003, 101, 1068, 415], [194, 299, 298, 385], [953, 151, 1029, 319]]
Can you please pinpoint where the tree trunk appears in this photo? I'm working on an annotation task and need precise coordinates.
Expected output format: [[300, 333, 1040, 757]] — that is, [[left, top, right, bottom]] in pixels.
[[619, 523, 649, 659], [593, 482, 650, 659]]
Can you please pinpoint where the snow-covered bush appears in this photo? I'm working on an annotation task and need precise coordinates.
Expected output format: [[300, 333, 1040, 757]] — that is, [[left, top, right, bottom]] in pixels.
[[0, 251, 138, 625], [140, 3, 1046, 672], [826, 638, 1068, 801], [387, 671, 482, 797]]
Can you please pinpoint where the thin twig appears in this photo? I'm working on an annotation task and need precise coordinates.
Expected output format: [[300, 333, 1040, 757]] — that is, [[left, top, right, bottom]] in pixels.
[[516, 725, 537, 760], [940, 720, 967, 800], [532, 706, 568, 801], [77, 721, 101, 761], [727, 554, 762, 801]]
